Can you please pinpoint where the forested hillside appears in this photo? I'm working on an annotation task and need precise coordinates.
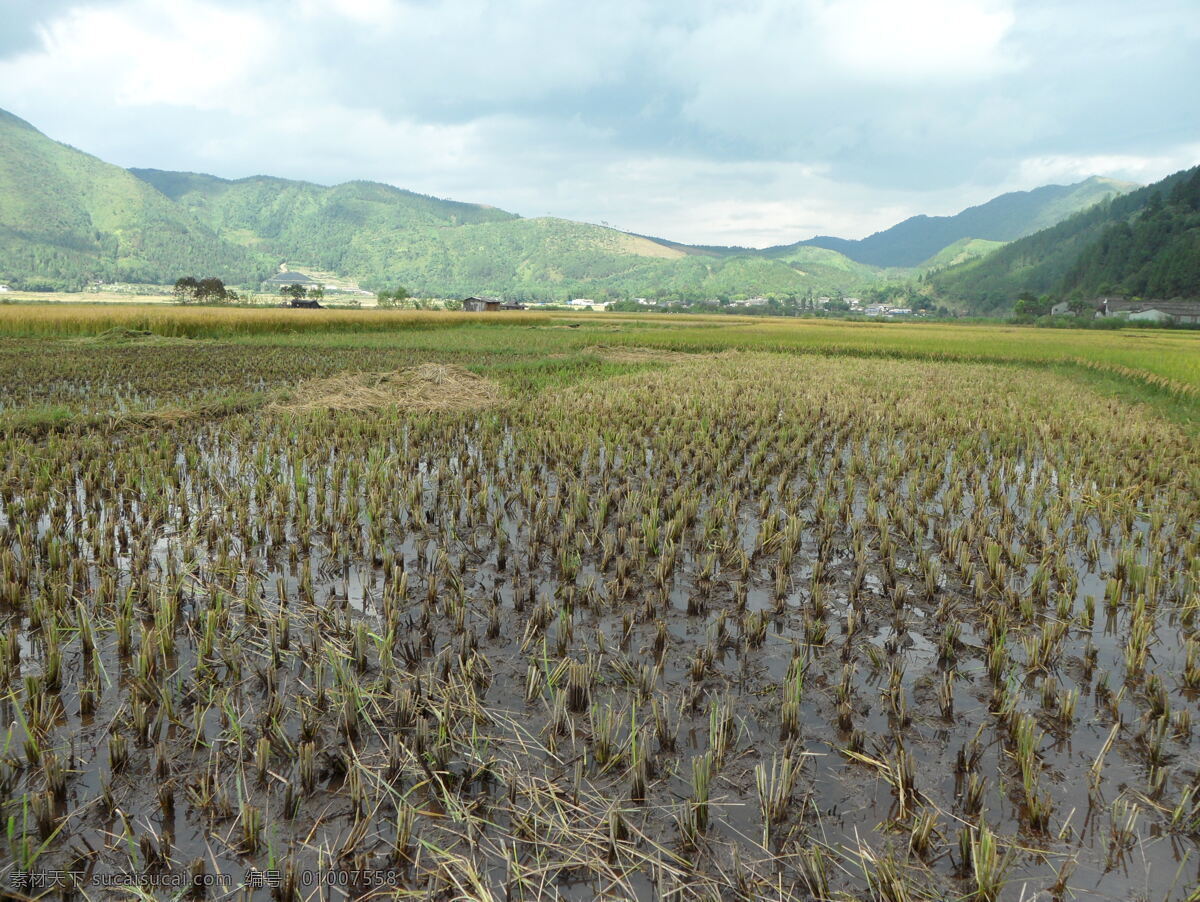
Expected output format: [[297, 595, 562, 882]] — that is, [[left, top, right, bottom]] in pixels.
[[0, 110, 270, 289], [131, 168, 886, 298], [3, 104, 1177, 304], [131, 169, 520, 272], [1060, 167, 1200, 298], [793, 177, 1134, 267], [928, 167, 1198, 312]]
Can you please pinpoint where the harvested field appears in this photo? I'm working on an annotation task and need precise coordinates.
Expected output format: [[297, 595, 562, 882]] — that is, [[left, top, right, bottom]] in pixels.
[[0, 317, 1197, 900]]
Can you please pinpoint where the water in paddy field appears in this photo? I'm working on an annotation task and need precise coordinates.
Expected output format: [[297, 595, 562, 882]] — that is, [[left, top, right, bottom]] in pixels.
[[0, 399, 1198, 900]]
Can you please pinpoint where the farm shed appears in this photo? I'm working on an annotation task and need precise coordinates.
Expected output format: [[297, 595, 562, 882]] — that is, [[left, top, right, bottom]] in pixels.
[[462, 296, 502, 312]]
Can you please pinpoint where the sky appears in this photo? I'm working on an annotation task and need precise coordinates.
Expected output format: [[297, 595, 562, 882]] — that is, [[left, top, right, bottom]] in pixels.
[[1, 0, 1197, 246]]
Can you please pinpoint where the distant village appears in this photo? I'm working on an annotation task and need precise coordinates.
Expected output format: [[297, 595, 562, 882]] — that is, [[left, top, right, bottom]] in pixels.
[[457, 294, 922, 317], [32, 268, 1197, 326], [256, 276, 1200, 324]]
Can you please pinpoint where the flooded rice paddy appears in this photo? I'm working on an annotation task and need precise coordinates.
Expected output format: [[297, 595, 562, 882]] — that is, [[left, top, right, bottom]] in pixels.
[[0, 350, 1197, 900]]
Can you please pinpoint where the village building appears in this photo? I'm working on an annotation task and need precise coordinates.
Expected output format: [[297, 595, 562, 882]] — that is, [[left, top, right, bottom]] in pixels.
[[460, 297, 527, 312], [1095, 297, 1200, 324], [566, 298, 610, 311], [1050, 296, 1125, 316], [462, 296, 502, 312]]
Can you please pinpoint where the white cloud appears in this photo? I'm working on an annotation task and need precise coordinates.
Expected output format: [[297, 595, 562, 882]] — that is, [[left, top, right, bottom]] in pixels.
[[813, 0, 1017, 81], [0, 0, 1196, 245], [1012, 146, 1200, 189], [28, 1, 274, 113]]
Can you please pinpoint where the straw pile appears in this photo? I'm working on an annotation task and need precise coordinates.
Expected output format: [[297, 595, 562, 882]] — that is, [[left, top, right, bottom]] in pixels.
[[276, 363, 503, 412], [587, 345, 719, 364]]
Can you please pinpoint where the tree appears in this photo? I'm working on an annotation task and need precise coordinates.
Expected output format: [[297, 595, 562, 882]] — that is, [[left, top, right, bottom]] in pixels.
[[1013, 292, 1052, 318], [376, 286, 409, 309], [282, 283, 308, 301], [174, 275, 233, 303], [306, 285, 325, 300], [173, 276, 199, 302], [196, 277, 230, 302]]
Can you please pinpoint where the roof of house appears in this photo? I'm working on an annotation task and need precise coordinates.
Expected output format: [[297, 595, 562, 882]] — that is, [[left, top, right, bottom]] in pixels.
[[463, 296, 501, 303], [1102, 298, 1200, 316]]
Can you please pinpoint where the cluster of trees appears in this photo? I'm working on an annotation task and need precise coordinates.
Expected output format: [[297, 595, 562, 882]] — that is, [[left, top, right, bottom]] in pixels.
[[375, 286, 410, 308], [173, 276, 239, 303], [280, 283, 324, 301]]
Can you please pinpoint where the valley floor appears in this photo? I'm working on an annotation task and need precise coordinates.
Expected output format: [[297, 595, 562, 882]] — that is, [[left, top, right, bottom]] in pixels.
[[0, 309, 1197, 900]]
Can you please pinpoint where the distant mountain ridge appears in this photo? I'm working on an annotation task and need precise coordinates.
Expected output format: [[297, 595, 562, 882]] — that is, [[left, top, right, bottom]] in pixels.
[[0, 106, 1148, 302], [123, 166, 893, 297], [790, 177, 1137, 268], [928, 166, 1200, 312]]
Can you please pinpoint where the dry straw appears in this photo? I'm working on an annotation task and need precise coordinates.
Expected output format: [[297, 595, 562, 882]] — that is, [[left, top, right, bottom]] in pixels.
[[274, 362, 504, 412]]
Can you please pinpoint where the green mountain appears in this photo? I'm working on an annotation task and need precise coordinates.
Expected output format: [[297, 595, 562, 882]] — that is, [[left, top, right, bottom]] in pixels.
[[1060, 167, 1200, 299], [3, 106, 1169, 304], [918, 237, 1007, 270], [129, 167, 883, 298], [0, 109, 270, 290], [794, 177, 1136, 268], [929, 166, 1200, 312]]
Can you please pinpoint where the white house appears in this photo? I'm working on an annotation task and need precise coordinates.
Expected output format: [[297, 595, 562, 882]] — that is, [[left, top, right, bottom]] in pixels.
[[0, 284, 10, 293], [1098, 298, 1200, 324]]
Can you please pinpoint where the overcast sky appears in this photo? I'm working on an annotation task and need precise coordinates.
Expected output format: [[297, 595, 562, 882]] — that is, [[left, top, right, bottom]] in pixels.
[[1, 0, 1197, 246]]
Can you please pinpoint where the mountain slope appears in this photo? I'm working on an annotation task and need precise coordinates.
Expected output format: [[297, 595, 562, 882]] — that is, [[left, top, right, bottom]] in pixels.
[[918, 238, 1006, 270], [3, 106, 1163, 303], [793, 177, 1136, 268], [0, 110, 270, 289], [929, 167, 1199, 312], [1060, 167, 1200, 298], [129, 166, 883, 297]]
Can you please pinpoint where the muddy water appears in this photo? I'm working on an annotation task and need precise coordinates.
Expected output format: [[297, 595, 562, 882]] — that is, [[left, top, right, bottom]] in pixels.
[[1, 411, 1197, 901]]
